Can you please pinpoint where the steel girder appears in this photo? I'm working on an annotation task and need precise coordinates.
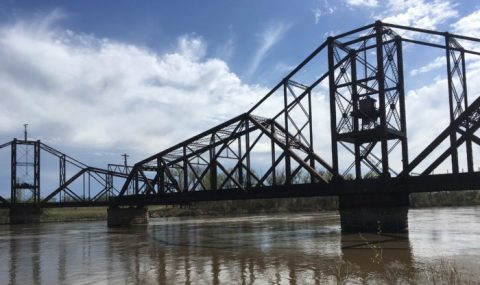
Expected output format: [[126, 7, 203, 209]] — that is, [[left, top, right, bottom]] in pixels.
[[400, 94, 480, 176], [119, 111, 336, 197], [0, 139, 131, 206], [445, 35, 472, 173], [117, 21, 480, 203]]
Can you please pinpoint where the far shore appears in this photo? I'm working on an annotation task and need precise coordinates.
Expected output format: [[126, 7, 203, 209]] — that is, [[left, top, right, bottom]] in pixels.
[[0, 190, 478, 224]]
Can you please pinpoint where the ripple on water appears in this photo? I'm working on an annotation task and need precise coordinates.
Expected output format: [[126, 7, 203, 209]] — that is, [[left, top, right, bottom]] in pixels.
[[0, 208, 478, 284]]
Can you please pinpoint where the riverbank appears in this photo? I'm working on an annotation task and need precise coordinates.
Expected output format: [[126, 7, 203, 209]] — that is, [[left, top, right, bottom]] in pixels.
[[42, 207, 108, 222], [150, 190, 480, 218], [0, 207, 108, 224], [0, 190, 478, 223]]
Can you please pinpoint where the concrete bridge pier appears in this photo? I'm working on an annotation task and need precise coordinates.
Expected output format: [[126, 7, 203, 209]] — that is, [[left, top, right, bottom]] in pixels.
[[9, 205, 43, 224], [107, 206, 149, 227], [339, 193, 409, 233]]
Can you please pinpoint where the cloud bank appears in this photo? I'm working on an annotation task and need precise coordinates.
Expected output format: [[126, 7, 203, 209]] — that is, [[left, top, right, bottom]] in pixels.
[[1, 6, 480, 175], [0, 12, 266, 162]]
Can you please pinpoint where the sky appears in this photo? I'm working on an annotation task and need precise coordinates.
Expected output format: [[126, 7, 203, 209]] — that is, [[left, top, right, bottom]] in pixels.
[[0, 0, 479, 179]]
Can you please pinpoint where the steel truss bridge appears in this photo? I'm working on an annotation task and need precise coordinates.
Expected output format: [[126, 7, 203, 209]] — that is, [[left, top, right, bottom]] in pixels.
[[2, 21, 480, 210], [0, 138, 135, 208]]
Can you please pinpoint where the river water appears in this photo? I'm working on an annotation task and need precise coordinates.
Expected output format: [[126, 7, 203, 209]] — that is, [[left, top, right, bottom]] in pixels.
[[0, 207, 479, 284]]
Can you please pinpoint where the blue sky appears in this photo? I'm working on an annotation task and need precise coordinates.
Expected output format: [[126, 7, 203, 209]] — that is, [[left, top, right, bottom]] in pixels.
[[0, 0, 359, 84], [0, 0, 474, 85], [0, 0, 479, 195]]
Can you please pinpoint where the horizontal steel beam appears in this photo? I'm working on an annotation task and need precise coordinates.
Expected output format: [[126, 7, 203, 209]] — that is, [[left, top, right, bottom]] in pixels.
[[4, 172, 480, 208], [112, 172, 480, 206]]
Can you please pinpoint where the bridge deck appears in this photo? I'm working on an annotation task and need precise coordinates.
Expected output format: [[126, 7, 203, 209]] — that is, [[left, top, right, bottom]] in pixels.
[[111, 172, 480, 206]]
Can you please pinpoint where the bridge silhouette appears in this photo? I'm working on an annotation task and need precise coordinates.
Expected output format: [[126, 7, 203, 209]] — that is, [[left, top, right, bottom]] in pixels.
[[2, 21, 480, 232]]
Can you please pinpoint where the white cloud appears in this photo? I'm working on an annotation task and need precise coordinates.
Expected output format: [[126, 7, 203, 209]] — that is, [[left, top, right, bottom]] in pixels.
[[312, 0, 336, 25], [177, 34, 207, 61], [245, 22, 291, 78], [451, 9, 480, 54], [380, 0, 458, 30], [345, 0, 378, 8], [410, 56, 446, 76], [452, 9, 480, 37], [313, 8, 323, 24], [0, 13, 267, 163], [404, 63, 480, 173], [2, 7, 479, 177]]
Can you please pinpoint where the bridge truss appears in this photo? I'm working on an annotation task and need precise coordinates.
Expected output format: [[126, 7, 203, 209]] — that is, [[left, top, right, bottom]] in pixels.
[[0, 139, 132, 208], [115, 21, 480, 205], [2, 21, 480, 208]]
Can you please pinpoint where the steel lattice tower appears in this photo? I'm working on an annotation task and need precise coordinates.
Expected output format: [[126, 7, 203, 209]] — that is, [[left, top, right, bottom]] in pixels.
[[329, 21, 407, 179]]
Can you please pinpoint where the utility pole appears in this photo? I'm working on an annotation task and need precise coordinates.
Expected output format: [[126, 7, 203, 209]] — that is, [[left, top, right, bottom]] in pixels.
[[23, 123, 28, 141], [122, 153, 129, 174], [122, 153, 131, 194], [23, 124, 29, 182]]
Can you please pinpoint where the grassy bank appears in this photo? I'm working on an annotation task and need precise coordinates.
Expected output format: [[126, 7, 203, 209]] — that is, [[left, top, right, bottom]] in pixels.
[[0, 207, 108, 224], [41, 207, 108, 222], [150, 191, 480, 218], [150, 196, 339, 218], [409, 190, 480, 208], [0, 190, 478, 223]]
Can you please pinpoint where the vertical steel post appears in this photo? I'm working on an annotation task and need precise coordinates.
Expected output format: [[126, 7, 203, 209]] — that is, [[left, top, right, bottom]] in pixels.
[[283, 81, 291, 184], [106, 173, 112, 199], [271, 121, 276, 185], [328, 38, 339, 176], [34, 141, 40, 203], [183, 146, 188, 192], [209, 135, 217, 190], [245, 120, 251, 187], [88, 172, 91, 201], [11, 139, 17, 204], [308, 90, 315, 182], [445, 33, 459, 174], [158, 159, 165, 193], [82, 173, 85, 199], [350, 50, 362, 179], [375, 21, 390, 176], [396, 36, 409, 171], [238, 136, 244, 186], [134, 172, 139, 195], [155, 158, 160, 193], [59, 155, 66, 202], [461, 51, 473, 172]]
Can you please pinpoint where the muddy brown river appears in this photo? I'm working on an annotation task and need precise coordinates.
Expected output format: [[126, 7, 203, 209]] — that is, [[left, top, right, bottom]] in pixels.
[[0, 207, 479, 284]]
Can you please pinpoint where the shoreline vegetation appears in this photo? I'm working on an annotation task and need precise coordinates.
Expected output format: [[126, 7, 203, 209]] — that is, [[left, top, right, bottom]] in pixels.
[[0, 207, 109, 224], [149, 190, 480, 218], [0, 190, 479, 223]]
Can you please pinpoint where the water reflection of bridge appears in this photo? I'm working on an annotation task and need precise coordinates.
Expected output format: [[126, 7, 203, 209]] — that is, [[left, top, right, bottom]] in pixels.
[[6, 207, 480, 283], [2, 21, 480, 232], [3, 215, 418, 284]]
